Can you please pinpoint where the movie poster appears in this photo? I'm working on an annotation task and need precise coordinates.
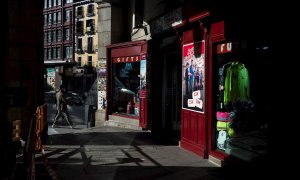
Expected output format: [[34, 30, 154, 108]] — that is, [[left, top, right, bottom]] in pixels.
[[182, 41, 205, 113]]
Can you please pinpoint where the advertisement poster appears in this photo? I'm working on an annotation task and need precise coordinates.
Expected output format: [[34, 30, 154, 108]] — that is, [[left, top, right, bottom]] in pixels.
[[46, 68, 55, 90], [182, 41, 205, 112], [140, 59, 147, 98]]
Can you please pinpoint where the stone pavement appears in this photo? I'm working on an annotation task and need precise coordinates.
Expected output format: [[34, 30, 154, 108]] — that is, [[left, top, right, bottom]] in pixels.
[[34, 126, 222, 180], [32, 126, 271, 180]]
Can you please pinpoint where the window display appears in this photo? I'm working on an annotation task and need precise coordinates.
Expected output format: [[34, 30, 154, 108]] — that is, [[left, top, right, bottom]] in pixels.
[[112, 56, 141, 116], [214, 41, 267, 161]]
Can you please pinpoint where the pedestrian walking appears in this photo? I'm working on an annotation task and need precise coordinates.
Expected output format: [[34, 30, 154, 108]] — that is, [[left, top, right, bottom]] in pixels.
[[52, 85, 74, 128]]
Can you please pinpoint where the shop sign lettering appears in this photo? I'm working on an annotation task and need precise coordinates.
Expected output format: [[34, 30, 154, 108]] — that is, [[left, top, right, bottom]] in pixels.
[[217, 42, 233, 54], [113, 55, 141, 63]]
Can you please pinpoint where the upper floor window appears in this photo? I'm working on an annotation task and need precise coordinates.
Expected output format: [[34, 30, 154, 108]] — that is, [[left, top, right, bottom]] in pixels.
[[77, 57, 82, 67], [44, 48, 47, 59], [57, 0, 61, 6], [44, 15, 48, 25], [64, 46, 73, 59], [53, 31, 57, 42], [57, 12, 62, 23], [134, 0, 144, 28], [65, 0, 73, 4], [86, 19, 95, 35], [44, 0, 47, 9], [57, 47, 61, 59], [53, 13, 57, 24], [48, 0, 52, 8], [48, 31, 52, 42], [77, 38, 82, 50], [48, 48, 52, 59], [44, 32, 47, 42], [53, 48, 57, 59], [64, 10, 71, 23], [76, 6, 84, 18], [57, 30, 61, 42], [87, 37, 93, 53], [76, 21, 84, 36], [88, 56, 93, 66], [87, 4, 94, 17], [64, 28, 70, 41], [48, 13, 52, 25]]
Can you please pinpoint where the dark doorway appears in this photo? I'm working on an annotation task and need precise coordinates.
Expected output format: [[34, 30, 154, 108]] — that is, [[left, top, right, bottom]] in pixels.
[[161, 52, 182, 142]]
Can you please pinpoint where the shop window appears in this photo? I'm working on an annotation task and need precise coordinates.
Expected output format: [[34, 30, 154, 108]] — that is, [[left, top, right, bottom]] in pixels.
[[112, 60, 141, 116], [213, 40, 268, 161]]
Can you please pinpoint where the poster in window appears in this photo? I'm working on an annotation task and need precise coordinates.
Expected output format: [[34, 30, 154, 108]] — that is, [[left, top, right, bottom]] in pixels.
[[182, 41, 205, 113], [140, 59, 146, 90]]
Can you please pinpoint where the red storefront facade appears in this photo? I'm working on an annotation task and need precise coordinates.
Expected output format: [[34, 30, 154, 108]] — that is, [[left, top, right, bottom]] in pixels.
[[177, 3, 270, 164], [106, 41, 151, 129], [105, 1, 270, 165]]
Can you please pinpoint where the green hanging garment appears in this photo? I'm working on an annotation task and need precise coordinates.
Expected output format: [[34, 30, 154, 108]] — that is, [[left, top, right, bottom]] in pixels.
[[224, 62, 250, 105]]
